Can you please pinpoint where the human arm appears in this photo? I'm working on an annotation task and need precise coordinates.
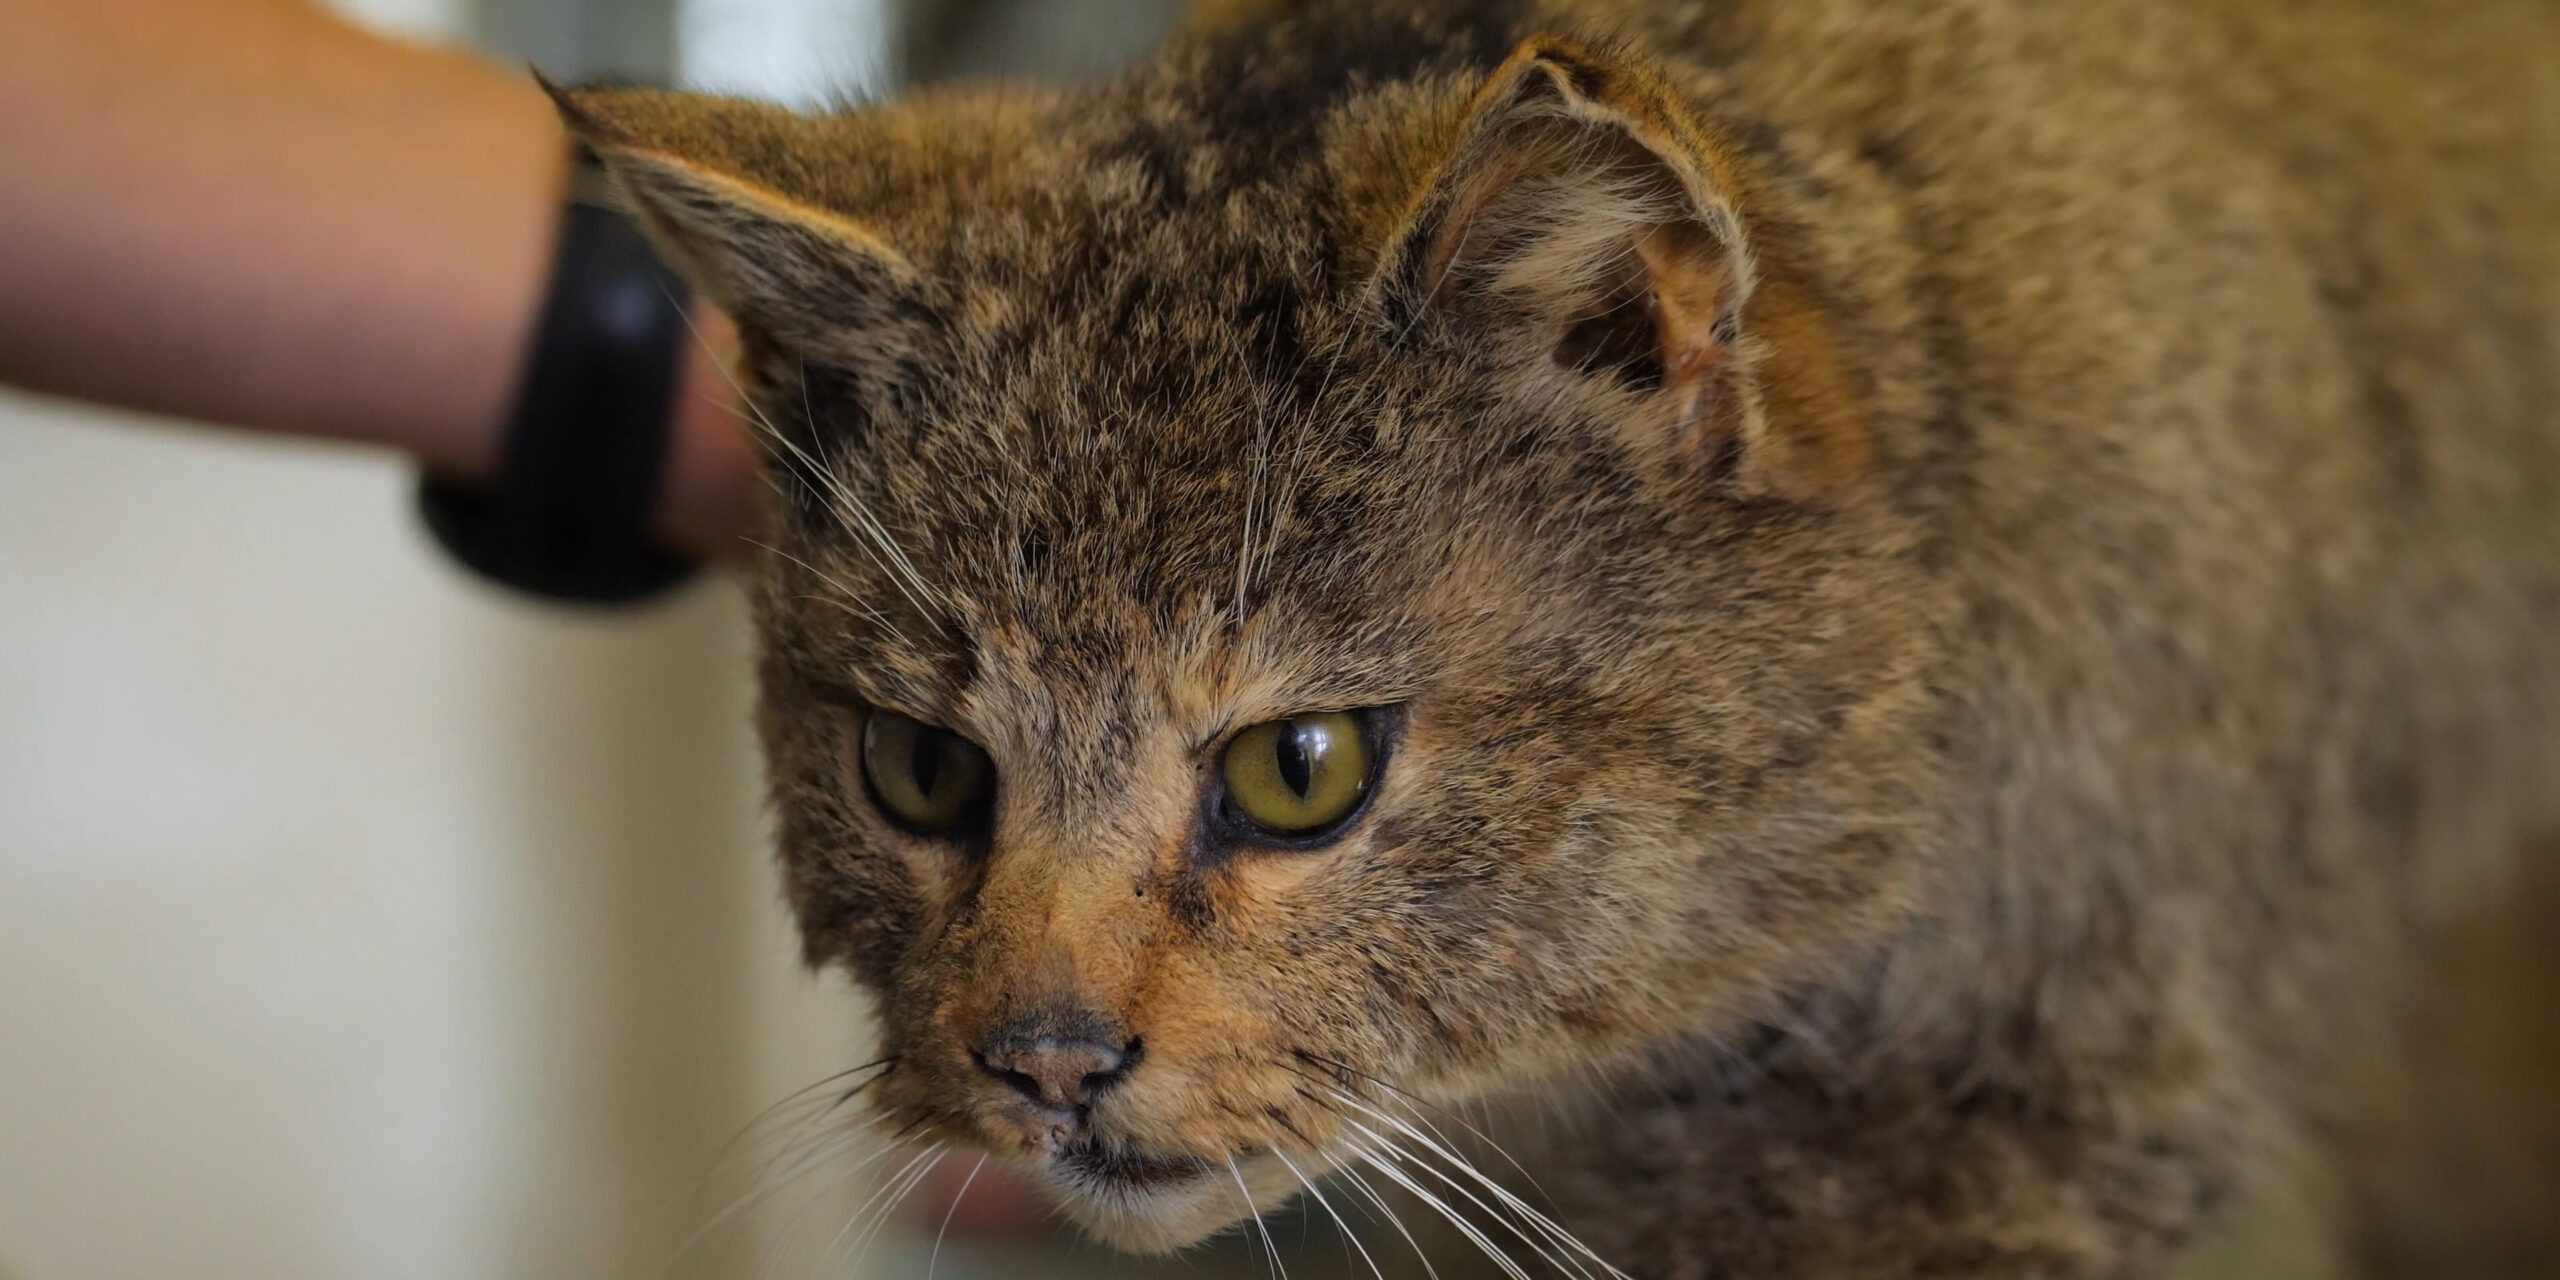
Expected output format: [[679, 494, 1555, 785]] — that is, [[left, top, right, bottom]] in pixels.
[[0, 0, 758, 561]]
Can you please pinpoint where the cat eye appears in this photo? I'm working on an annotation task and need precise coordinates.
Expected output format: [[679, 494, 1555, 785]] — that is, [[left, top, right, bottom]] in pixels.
[[1218, 710, 1374, 840], [860, 709, 994, 835]]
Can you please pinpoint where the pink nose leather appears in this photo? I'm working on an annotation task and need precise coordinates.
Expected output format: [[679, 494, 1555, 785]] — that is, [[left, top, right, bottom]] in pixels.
[[980, 1035, 1128, 1108]]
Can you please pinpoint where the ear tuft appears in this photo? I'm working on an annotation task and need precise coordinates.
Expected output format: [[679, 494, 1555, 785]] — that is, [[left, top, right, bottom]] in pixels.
[[532, 69, 625, 149]]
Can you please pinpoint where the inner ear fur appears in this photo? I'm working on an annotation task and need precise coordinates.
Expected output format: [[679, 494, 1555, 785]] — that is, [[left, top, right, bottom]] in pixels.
[[1372, 38, 1775, 483]]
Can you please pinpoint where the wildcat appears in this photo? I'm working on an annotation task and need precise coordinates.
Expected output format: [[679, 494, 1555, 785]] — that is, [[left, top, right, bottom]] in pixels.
[[553, 0, 2560, 1273]]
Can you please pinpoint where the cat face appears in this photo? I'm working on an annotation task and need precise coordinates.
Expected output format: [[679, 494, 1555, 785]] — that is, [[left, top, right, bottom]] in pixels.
[[563, 26, 1938, 1251]]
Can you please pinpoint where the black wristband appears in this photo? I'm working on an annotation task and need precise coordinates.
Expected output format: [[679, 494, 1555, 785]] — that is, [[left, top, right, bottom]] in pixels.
[[418, 148, 698, 605]]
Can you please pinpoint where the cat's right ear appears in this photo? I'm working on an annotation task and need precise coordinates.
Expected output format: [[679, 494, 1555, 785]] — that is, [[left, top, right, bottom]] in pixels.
[[1366, 39, 1861, 497], [540, 78, 934, 371]]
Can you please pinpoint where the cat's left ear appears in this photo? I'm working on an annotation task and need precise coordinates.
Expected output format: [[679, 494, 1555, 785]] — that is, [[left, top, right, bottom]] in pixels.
[[539, 78, 937, 375], [1371, 38, 1788, 488]]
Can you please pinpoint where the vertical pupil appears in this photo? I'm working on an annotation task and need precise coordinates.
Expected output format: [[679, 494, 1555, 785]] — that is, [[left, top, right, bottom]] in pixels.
[[910, 730, 942, 796], [1275, 722, 1313, 798]]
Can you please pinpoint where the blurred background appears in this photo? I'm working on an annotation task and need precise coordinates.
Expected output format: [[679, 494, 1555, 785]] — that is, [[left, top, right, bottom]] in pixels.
[[0, 0, 1337, 1277]]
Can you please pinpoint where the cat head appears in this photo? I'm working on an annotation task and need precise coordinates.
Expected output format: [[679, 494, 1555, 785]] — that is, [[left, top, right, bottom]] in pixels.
[[561, 14, 1937, 1252]]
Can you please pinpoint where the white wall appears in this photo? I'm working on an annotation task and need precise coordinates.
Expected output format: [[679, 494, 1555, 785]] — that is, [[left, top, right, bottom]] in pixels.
[[0, 396, 882, 1280], [680, 0, 891, 104]]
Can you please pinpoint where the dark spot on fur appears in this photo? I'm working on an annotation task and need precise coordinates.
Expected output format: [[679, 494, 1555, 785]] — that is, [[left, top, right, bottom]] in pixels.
[[1165, 867, 1218, 932]]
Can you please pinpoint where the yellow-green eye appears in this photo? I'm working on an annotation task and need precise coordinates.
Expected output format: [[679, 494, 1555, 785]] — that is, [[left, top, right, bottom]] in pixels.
[[1220, 711, 1371, 837], [861, 710, 994, 833]]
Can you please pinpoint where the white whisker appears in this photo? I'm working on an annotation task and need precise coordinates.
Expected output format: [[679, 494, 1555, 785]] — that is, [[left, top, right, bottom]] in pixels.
[[848, 1145, 947, 1275], [1343, 1138, 1534, 1280], [666, 300, 945, 622], [749, 537, 908, 642], [1331, 1154, 1444, 1280], [807, 1143, 936, 1280], [1340, 1118, 1592, 1280], [1273, 1145, 1387, 1280], [744, 1137, 912, 1280], [763, 379, 937, 621], [673, 1113, 894, 1274], [1324, 1082, 1624, 1280], [1228, 1153, 1290, 1280], [744, 1102, 894, 1203], [795, 361, 944, 616], [1236, 388, 1271, 627], [1294, 1064, 1627, 1280], [693, 1060, 891, 1203], [927, 1154, 988, 1279], [1299, 1054, 1556, 1210]]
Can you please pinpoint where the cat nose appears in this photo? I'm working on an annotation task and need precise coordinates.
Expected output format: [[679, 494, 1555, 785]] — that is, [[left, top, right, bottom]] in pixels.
[[973, 1017, 1138, 1109]]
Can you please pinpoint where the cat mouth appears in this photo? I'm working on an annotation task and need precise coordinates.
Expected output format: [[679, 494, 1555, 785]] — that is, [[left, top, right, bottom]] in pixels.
[[1052, 1138, 1216, 1192]]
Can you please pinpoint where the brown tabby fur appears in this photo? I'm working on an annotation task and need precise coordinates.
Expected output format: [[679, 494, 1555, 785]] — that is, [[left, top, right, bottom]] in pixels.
[[554, 0, 2560, 1273]]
